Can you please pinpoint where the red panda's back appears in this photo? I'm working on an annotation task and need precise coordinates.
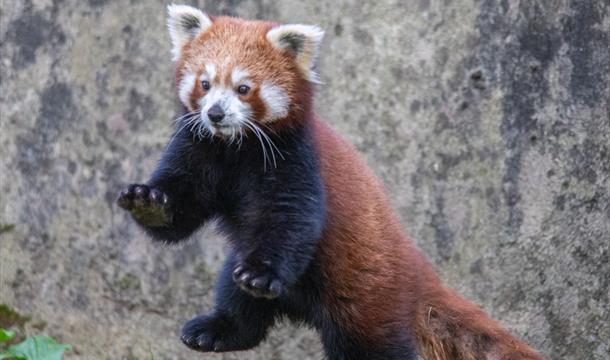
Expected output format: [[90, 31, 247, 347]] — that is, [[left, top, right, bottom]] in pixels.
[[310, 117, 546, 359], [311, 116, 422, 342]]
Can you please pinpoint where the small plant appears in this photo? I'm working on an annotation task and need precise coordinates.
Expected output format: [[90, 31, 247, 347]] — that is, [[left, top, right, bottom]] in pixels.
[[0, 328, 71, 360]]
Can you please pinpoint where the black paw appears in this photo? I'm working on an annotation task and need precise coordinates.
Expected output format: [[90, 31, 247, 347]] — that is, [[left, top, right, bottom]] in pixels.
[[232, 260, 284, 299], [117, 184, 170, 227], [180, 313, 241, 352]]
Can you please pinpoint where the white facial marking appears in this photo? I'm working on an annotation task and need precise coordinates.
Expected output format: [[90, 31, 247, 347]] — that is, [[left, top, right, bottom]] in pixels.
[[179, 71, 196, 109], [231, 68, 251, 86], [204, 63, 216, 81], [260, 82, 289, 121], [183, 64, 258, 140], [202, 87, 227, 112], [199, 83, 252, 138]]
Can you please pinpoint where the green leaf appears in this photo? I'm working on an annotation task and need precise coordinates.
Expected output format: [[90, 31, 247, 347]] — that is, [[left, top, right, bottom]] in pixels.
[[0, 353, 24, 360], [0, 351, 24, 360], [0, 329, 15, 343], [0, 336, 71, 360]]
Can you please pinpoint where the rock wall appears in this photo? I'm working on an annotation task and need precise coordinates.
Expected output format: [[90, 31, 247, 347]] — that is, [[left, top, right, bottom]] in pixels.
[[1, 0, 608, 359]]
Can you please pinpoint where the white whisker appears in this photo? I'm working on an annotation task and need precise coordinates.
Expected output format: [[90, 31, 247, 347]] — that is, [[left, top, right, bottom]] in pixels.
[[244, 118, 284, 170], [173, 111, 199, 123], [169, 113, 200, 144], [259, 129, 277, 168], [257, 123, 286, 160], [242, 120, 270, 172]]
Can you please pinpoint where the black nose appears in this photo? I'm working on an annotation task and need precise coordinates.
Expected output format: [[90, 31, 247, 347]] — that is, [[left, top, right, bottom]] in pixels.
[[207, 104, 225, 123]]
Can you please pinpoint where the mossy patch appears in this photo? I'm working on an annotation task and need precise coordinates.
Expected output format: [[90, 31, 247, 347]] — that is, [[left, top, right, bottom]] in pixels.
[[115, 273, 141, 292], [0, 224, 15, 235], [0, 304, 30, 329]]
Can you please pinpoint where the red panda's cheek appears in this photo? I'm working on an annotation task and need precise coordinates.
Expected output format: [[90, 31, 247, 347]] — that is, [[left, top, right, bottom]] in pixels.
[[258, 82, 290, 123], [189, 84, 204, 110], [248, 88, 268, 122], [178, 72, 195, 109], [178, 69, 204, 111]]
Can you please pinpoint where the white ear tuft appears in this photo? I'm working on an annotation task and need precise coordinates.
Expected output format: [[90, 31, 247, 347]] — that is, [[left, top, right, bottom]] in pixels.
[[266, 24, 325, 83], [167, 4, 212, 60]]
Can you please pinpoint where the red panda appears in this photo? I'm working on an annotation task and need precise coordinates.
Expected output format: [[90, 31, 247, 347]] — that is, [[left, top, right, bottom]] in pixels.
[[117, 4, 547, 359]]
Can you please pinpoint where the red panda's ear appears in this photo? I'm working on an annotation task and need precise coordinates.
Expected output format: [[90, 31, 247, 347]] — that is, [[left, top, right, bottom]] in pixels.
[[167, 4, 212, 61], [266, 24, 325, 83]]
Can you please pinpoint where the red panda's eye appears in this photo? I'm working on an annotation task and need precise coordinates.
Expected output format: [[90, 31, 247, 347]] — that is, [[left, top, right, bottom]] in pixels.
[[237, 85, 250, 95], [201, 80, 211, 91]]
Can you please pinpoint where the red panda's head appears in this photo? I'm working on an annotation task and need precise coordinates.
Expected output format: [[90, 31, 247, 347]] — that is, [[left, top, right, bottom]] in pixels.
[[167, 5, 324, 139]]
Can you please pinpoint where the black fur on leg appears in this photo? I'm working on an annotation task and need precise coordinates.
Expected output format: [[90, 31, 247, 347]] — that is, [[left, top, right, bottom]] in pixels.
[[118, 117, 419, 359], [181, 254, 277, 352]]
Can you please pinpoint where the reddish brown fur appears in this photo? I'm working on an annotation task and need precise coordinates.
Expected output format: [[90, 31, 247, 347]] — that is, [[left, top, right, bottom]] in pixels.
[[312, 119, 546, 359], [176, 17, 312, 130], [174, 15, 546, 359]]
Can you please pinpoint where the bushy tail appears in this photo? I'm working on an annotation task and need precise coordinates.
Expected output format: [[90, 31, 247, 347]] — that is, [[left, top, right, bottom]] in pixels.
[[412, 275, 546, 360]]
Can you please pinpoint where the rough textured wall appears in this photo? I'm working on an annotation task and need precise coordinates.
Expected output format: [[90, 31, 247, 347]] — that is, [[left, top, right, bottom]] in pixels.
[[1, 0, 608, 359]]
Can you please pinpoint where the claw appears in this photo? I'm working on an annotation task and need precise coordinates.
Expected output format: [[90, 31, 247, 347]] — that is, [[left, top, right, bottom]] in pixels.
[[149, 189, 161, 201], [232, 265, 245, 280], [117, 189, 133, 210], [269, 280, 283, 297], [239, 273, 250, 284], [134, 185, 147, 197], [232, 261, 284, 299], [250, 277, 267, 289]]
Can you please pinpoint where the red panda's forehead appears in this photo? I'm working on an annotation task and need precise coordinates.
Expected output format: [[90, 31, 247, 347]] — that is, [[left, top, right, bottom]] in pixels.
[[181, 17, 295, 87]]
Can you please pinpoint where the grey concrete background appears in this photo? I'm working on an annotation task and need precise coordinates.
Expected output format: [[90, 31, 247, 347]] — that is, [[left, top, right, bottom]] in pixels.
[[1, 0, 608, 359]]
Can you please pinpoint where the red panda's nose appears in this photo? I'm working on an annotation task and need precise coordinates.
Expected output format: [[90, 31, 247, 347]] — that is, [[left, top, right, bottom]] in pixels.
[[207, 104, 225, 123]]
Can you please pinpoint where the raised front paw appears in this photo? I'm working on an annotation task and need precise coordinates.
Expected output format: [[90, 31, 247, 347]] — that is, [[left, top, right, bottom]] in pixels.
[[232, 260, 284, 299], [117, 184, 170, 227]]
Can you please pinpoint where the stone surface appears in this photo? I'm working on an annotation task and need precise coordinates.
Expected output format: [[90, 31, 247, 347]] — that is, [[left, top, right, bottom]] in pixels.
[[1, 0, 608, 359]]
